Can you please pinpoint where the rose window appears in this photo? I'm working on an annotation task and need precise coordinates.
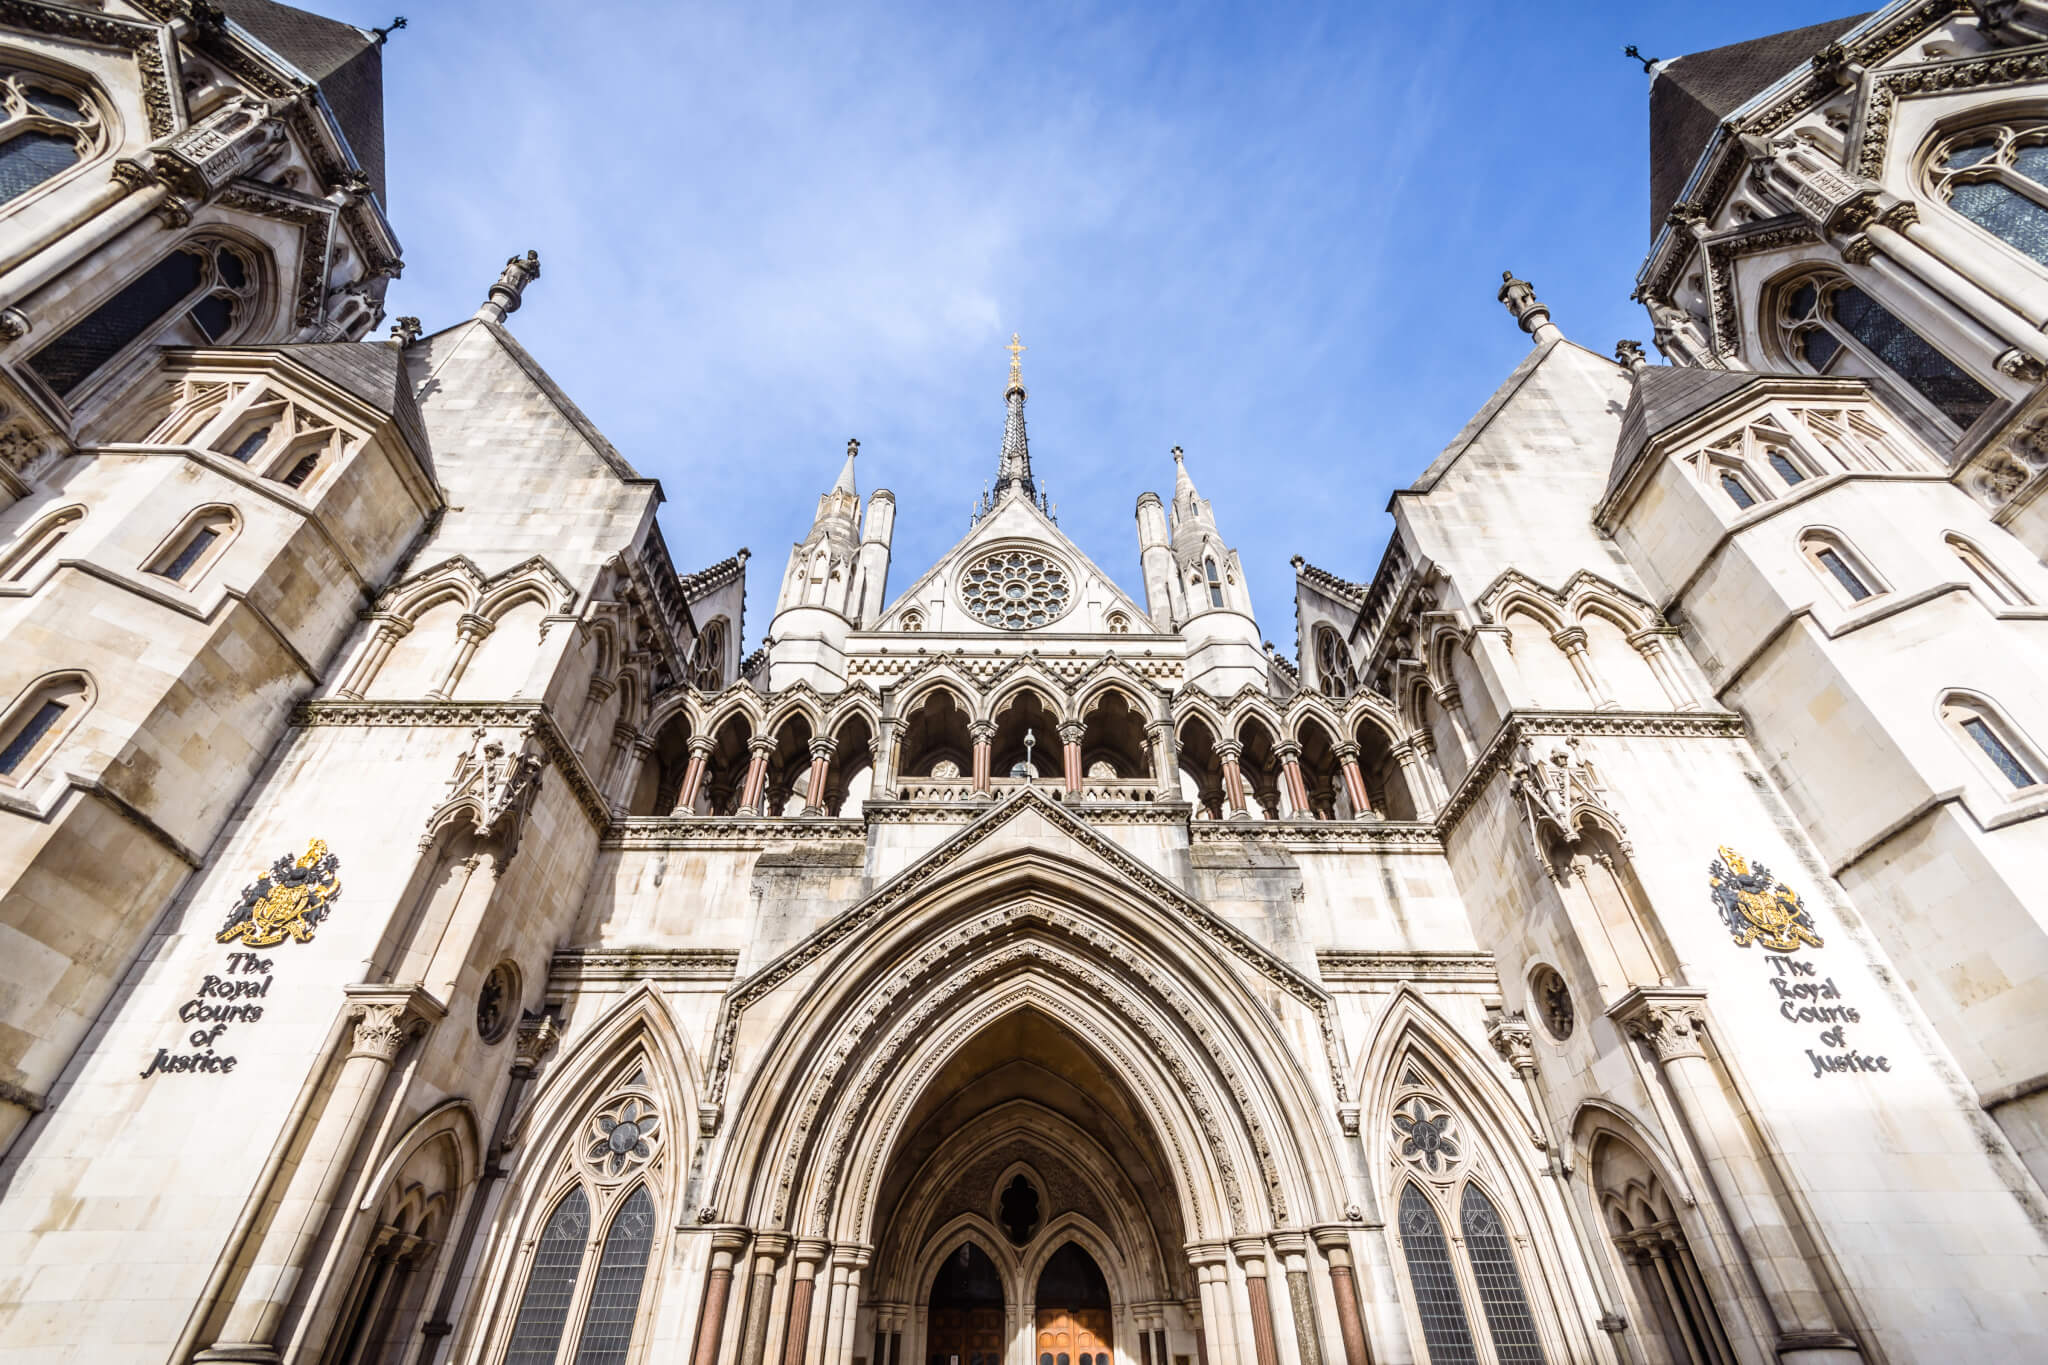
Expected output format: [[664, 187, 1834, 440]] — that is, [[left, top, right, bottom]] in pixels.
[[1392, 1096, 1460, 1174], [584, 1096, 660, 1178], [959, 550, 1073, 629]]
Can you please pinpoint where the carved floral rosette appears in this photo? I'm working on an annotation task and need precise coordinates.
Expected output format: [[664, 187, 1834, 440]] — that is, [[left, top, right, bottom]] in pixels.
[[1387, 1081, 1467, 1184]]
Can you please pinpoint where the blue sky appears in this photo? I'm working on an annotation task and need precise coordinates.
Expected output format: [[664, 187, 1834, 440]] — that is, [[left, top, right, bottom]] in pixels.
[[370, 0, 1862, 653]]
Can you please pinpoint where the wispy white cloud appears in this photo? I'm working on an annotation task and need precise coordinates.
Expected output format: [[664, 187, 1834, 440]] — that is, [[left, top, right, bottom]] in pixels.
[[376, 0, 1851, 649]]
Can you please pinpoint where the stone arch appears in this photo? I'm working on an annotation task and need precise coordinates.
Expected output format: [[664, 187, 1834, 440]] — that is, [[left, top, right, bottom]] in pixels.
[[461, 983, 694, 1365], [1362, 990, 1590, 1364], [709, 849, 1342, 1251]]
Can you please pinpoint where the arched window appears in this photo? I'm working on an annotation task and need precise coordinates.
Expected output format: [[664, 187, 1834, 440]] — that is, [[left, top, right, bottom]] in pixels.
[[499, 1078, 665, 1365], [27, 238, 261, 401], [691, 618, 727, 690], [1775, 275, 1995, 432], [1766, 447, 1807, 486], [1203, 557, 1224, 608], [227, 425, 273, 464], [280, 451, 320, 489], [0, 68, 107, 210], [1929, 121, 2048, 267], [1948, 534, 2031, 606], [0, 671, 90, 784], [1460, 1186, 1546, 1364], [1316, 625, 1358, 699], [901, 610, 924, 632], [0, 505, 82, 583], [1941, 692, 2044, 791], [146, 506, 237, 586], [1718, 470, 1758, 510], [1799, 531, 1883, 604], [1105, 610, 1130, 634], [1397, 1183, 1480, 1363]]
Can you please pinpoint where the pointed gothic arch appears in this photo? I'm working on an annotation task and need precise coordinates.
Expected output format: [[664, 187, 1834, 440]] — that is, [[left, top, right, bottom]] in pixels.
[[463, 985, 699, 1365], [1357, 989, 1591, 1365]]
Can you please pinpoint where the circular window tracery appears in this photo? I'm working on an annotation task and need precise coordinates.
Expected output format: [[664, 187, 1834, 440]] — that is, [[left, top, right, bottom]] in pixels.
[[959, 550, 1073, 630], [583, 1095, 661, 1179]]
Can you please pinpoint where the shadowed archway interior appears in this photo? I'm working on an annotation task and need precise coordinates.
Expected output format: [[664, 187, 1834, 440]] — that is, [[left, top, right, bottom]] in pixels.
[[868, 1006, 1188, 1365]]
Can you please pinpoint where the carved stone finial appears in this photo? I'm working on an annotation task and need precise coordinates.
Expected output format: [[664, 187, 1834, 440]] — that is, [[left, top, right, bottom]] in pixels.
[[388, 315, 421, 348], [1497, 270, 1560, 345], [476, 250, 541, 324], [1615, 339, 1649, 373]]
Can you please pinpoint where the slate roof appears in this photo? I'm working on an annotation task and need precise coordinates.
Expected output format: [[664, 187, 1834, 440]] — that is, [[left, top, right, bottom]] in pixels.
[[1647, 13, 1867, 238], [219, 0, 386, 202], [1606, 365, 1763, 499]]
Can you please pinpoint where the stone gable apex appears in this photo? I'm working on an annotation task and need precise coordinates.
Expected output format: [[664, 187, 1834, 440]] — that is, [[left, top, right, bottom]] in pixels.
[[871, 491, 1155, 635], [704, 786, 1333, 1110]]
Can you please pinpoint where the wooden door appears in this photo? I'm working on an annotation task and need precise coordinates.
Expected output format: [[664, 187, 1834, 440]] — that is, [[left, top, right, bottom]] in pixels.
[[927, 1305, 1004, 1365], [1034, 1307, 1113, 1365]]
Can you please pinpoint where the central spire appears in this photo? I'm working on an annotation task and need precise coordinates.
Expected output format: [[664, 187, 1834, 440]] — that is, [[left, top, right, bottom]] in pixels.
[[994, 331, 1033, 501]]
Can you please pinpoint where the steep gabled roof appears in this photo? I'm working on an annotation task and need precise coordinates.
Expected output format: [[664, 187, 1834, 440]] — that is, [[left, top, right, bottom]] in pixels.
[[1647, 13, 1867, 238], [220, 0, 387, 202], [1606, 366, 1763, 498]]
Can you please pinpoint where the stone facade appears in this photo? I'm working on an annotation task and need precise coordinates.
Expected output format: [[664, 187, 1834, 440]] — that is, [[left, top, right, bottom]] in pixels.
[[2, 4, 2048, 1365]]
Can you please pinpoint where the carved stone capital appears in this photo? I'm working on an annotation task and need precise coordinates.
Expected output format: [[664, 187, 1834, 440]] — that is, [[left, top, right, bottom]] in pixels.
[[687, 733, 717, 757], [808, 736, 838, 761], [1609, 987, 1710, 1064], [1485, 1008, 1536, 1070], [1213, 739, 1244, 763], [342, 984, 444, 1063], [1057, 721, 1085, 744], [512, 1008, 562, 1072], [746, 734, 777, 757], [1273, 740, 1303, 763]]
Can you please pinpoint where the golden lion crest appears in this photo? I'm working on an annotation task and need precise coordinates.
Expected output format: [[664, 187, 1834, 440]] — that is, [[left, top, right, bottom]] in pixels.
[[218, 839, 342, 948], [1707, 845, 1821, 952]]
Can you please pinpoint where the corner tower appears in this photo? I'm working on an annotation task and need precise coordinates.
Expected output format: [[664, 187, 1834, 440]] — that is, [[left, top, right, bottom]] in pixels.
[[1164, 446, 1265, 693], [766, 439, 874, 689]]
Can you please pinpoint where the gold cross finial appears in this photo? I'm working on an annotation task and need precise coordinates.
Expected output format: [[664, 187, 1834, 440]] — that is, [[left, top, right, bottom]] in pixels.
[[1007, 332, 1025, 388]]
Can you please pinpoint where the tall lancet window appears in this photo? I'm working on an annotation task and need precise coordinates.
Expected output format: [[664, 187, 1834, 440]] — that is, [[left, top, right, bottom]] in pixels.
[[1774, 274, 1994, 433], [496, 1070, 667, 1365], [1398, 1184, 1480, 1364], [1930, 123, 2048, 267], [0, 69, 107, 209], [1204, 557, 1224, 608]]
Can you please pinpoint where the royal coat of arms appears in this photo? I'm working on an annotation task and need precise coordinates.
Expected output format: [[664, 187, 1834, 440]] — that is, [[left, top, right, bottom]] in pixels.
[[218, 839, 342, 947], [1708, 845, 1821, 952]]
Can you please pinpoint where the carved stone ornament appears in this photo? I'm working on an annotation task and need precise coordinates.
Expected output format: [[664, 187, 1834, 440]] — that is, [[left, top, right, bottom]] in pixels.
[[1708, 845, 1823, 952], [349, 1001, 414, 1063], [513, 1008, 562, 1073], [153, 94, 290, 197], [1391, 1094, 1462, 1177], [1532, 966, 1575, 1040], [217, 839, 341, 947], [1485, 1008, 1535, 1068], [584, 1094, 661, 1179], [476, 961, 518, 1043], [1620, 1000, 1708, 1064], [1507, 735, 1627, 879], [426, 727, 549, 863]]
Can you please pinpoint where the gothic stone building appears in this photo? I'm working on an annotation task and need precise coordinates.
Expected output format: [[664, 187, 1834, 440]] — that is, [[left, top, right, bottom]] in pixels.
[[2, 3, 2048, 1365]]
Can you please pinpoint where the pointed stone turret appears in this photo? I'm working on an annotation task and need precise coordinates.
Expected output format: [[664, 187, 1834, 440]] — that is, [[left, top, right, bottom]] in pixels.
[[993, 333, 1034, 501], [767, 439, 882, 690]]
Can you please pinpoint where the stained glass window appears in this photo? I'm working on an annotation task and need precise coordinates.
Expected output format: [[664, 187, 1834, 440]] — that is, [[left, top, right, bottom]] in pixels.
[[0, 71, 103, 207], [1963, 717, 2038, 787], [1768, 451, 1804, 484], [1828, 286, 1995, 429], [1935, 127, 2048, 266], [1397, 1184, 1478, 1364], [228, 428, 271, 463], [1461, 1185, 1547, 1364], [27, 241, 257, 399], [572, 1185, 655, 1365], [0, 699, 64, 775], [161, 527, 219, 582], [1814, 548, 1872, 601], [0, 130, 76, 203], [503, 1187, 590, 1365], [1719, 473, 1756, 510]]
